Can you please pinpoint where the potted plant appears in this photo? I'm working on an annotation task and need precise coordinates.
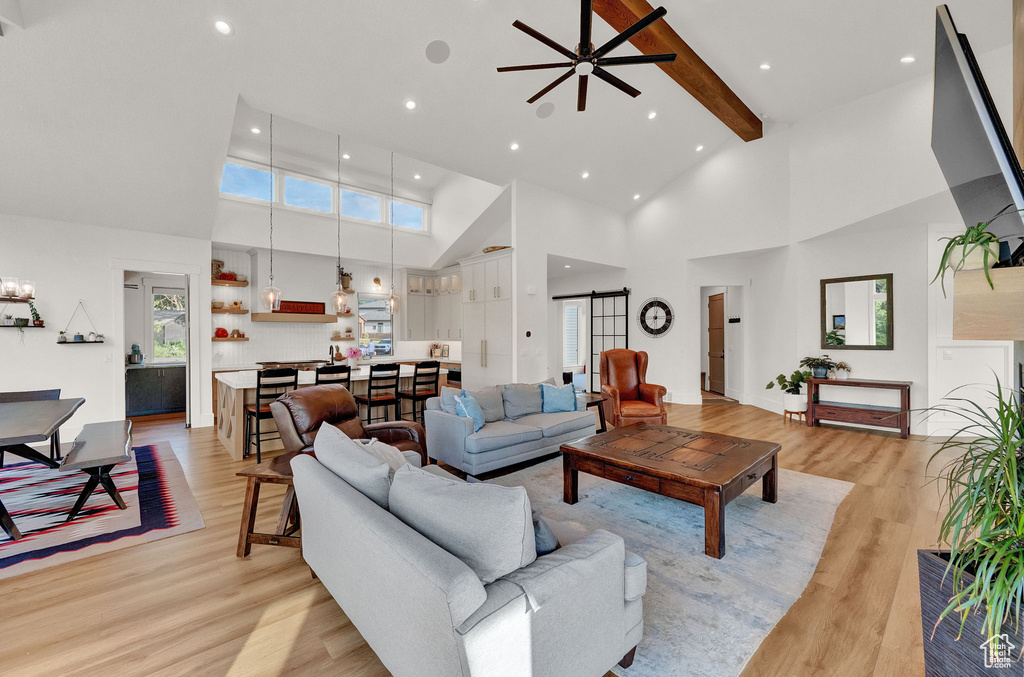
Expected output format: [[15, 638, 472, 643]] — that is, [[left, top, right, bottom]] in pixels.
[[832, 361, 851, 380], [28, 302, 43, 327], [57, 330, 67, 343], [765, 370, 812, 412], [1, 314, 13, 327], [932, 215, 1007, 297], [800, 355, 835, 379], [918, 380, 1024, 673]]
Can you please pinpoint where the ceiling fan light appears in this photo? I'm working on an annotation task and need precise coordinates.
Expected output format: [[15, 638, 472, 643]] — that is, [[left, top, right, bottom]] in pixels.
[[575, 61, 594, 76]]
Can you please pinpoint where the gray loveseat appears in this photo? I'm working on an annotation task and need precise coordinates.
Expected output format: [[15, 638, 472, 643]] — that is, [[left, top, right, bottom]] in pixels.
[[424, 382, 596, 476], [292, 448, 646, 677]]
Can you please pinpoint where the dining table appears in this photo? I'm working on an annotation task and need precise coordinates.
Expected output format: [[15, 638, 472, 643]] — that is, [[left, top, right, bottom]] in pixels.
[[0, 398, 84, 540]]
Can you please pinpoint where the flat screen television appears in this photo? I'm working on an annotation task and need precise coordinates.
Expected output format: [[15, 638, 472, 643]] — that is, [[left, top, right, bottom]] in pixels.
[[932, 4, 1024, 264]]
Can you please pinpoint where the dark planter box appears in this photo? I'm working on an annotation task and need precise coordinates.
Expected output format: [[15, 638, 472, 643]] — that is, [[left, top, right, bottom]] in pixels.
[[918, 549, 1023, 676]]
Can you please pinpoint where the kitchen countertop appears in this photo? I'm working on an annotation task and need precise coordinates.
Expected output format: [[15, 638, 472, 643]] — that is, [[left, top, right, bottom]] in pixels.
[[216, 365, 448, 390], [126, 363, 186, 370]]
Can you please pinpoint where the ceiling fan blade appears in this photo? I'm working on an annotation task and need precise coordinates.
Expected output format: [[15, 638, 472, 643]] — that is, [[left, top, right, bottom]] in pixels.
[[577, 74, 589, 112], [527, 69, 576, 104], [512, 20, 577, 60], [498, 62, 574, 73], [592, 66, 641, 98], [592, 6, 667, 58], [596, 53, 677, 67], [580, 0, 593, 55]]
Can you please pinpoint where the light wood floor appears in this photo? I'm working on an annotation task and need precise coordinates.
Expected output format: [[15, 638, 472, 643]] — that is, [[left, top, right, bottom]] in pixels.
[[0, 403, 941, 676]]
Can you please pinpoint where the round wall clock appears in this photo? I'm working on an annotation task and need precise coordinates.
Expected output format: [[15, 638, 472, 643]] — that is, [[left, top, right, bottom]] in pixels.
[[637, 297, 674, 338]]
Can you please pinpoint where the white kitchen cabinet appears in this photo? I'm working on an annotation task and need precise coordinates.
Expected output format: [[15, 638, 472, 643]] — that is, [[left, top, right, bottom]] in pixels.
[[408, 275, 424, 295], [460, 250, 513, 388], [406, 294, 426, 340], [483, 257, 512, 300], [462, 262, 485, 303], [450, 272, 462, 294]]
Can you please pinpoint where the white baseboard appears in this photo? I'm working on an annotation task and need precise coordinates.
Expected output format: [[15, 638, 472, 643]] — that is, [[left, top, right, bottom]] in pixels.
[[196, 412, 215, 429], [750, 395, 784, 415]]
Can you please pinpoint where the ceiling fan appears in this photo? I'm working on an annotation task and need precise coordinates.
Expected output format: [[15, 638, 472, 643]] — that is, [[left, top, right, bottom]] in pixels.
[[498, 0, 677, 112]]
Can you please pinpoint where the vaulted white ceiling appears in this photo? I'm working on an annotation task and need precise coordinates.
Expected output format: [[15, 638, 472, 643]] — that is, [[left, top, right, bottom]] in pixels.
[[0, 0, 1011, 240]]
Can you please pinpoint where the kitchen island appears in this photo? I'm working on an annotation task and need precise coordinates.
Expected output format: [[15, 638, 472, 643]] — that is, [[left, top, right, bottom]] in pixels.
[[214, 365, 447, 460]]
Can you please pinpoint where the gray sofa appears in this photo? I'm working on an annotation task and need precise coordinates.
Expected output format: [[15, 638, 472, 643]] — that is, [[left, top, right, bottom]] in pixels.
[[425, 383, 596, 476], [291, 450, 646, 677]]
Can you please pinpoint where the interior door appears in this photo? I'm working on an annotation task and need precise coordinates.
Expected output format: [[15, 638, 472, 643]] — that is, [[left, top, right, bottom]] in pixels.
[[708, 293, 726, 395]]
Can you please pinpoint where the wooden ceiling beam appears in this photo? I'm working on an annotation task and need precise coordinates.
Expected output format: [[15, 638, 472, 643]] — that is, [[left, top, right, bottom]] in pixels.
[[593, 0, 763, 142]]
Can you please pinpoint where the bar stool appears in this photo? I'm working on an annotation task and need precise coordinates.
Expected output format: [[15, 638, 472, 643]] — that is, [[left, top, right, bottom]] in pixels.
[[316, 364, 352, 390], [399, 361, 440, 425], [0, 389, 62, 466], [244, 368, 298, 463], [354, 363, 400, 425]]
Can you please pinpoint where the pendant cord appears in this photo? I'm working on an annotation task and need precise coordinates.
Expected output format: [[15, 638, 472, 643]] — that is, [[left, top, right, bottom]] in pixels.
[[269, 113, 275, 286], [337, 134, 343, 285], [390, 152, 395, 296]]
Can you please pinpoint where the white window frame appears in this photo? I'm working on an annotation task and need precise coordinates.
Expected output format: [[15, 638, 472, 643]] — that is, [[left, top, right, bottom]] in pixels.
[[562, 300, 586, 370], [148, 284, 188, 365], [219, 156, 431, 235]]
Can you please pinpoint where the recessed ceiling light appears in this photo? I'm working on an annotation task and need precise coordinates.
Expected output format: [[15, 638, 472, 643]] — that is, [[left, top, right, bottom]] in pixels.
[[648, 111, 657, 120], [342, 153, 350, 160], [250, 127, 260, 135], [510, 142, 519, 151], [214, 20, 233, 36], [425, 40, 451, 64], [696, 145, 704, 152], [901, 56, 916, 64], [581, 171, 589, 179], [633, 194, 640, 200], [760, 63, 771, 70], [760, 114, 769, 119], [565, 265, 571, 268], [405, 100, 417, 110], [414, 174, 422, 180]]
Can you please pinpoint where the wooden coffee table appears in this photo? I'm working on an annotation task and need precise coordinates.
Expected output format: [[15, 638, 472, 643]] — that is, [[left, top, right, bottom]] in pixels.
[[561, 423, 781, 559]]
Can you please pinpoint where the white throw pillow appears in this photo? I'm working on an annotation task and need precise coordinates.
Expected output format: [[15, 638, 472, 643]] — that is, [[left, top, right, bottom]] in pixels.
[[314, 424, 391, 509], [389, 465, 537, 584], [354, 437, 408, 473]]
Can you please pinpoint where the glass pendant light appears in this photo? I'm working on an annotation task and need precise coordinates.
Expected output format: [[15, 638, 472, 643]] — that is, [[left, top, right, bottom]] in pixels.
[[261, 113, 282, 311], [331, 134, 348, 314], [387, 151, 400, 313]]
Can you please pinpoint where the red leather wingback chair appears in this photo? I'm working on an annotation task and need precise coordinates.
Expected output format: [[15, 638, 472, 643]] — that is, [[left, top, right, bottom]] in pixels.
[[269, 384, 426, 464], [599, 349, 668, 428]]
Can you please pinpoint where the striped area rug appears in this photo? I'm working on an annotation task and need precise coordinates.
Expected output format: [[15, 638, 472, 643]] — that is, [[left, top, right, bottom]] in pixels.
[[0, 442, 204, 580]]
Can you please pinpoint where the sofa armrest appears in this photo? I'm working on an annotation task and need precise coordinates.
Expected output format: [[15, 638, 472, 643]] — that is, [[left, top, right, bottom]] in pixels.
[[424, 409, 473, 468], [401, 450, 423, 468], [269, 400, 306, 453], [601, 385, 620, 423], [623, 551, 647, 601], [638, 382, 667, 408], [365, 420, 426, 462]]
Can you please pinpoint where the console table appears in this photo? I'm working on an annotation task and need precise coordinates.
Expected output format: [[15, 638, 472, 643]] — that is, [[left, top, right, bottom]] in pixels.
[[805, 378, 911, 439]]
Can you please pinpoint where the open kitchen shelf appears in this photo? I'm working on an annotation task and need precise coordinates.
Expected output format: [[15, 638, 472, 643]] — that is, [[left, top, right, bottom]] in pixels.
[[252, 312, 338, 324], [212, 279, 249, 288], [1, 323, 44, 328], [212, 308, 248, 314], [58, 339, 104, 344], [212, 337, 249, 342]]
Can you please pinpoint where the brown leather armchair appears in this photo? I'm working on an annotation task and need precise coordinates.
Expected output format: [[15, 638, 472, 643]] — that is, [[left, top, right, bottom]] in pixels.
[[600, 349, 668, 428], [269, 384, 427, 464]]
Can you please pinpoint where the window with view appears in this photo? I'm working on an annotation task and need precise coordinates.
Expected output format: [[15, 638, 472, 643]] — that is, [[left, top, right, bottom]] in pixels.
[[153, 290, 187, 363], [342, 190, 382, 222], [563, 302, 584, 368], [390, 200, 425, 230], [357, 294, 393, 357], [220, 163, 273, 201], [284, 176, 332, 213]]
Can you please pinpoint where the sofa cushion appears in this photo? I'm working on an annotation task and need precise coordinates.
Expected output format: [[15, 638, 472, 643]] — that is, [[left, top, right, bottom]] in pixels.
[[440, 386, 463, 415], [464, 385, 505, 422], [540, 383, 578, 413], [620, 400, 663, 417], [314, 423, 391, 509], [466, 421, 543, 454], [514, 411, 595, 438], [455, 393, 485, 432], [502, 383, 544, 419], [389, 464, 536, 584]]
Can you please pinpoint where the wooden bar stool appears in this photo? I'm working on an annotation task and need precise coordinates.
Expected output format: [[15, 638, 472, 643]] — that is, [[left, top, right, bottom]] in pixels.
[[236, 450, 301, 558], [399, 361, 440, 425], [244, 368, 298, 463], [316, 364, 352, 390], [354, 363, 400, 425]]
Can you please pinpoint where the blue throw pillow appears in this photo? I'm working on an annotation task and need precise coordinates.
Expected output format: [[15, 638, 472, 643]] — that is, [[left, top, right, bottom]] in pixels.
[[541, 383, 578, 413], [455, 393, 486, 432]]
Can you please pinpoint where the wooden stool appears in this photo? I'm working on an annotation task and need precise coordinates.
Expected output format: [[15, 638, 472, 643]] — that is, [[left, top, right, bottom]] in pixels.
[[236, 451, 301, 558], [783, 410, 806, 423]]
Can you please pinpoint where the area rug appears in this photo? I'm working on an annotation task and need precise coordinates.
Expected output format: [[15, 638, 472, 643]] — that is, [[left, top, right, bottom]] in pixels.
[[0, 442, 204, 580], [489, 458, 853, 677]]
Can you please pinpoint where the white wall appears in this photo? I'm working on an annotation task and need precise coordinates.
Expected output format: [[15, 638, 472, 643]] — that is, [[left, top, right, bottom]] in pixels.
[[0, 213, 213, 435]]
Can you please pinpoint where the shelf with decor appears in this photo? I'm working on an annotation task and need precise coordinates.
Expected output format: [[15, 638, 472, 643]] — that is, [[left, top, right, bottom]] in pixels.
[[252, 312, 337, 324], [212, 279, 249, 288], [0, 323, 44, 329], [212, 337, 249, 342], [58, 339, 105, 344], [212, 308, 249, 315], [0, 296, 35, 304]]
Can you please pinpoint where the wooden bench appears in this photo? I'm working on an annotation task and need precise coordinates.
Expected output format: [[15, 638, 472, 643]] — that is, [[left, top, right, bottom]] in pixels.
[[59, 420, 133, 522]]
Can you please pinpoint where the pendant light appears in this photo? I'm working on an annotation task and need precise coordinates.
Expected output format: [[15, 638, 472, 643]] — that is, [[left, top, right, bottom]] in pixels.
[[261, 113, 282, 311], [387, 152, 400, 314], [330, 134, 349, 314]]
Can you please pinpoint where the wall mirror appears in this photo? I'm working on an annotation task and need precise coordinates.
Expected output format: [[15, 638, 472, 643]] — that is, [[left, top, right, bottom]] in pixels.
[[820, 274, 893, 350]]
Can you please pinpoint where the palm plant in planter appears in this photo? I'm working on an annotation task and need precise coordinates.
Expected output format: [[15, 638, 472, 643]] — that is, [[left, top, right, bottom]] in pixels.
[[765, 370, 812, 413], [919, 380, 1024, 672], [931, 207, 1023, 297]]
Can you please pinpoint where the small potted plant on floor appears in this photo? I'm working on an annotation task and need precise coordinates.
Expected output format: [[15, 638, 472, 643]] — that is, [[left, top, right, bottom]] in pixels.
[[832, 361, 851, 380], [919, 380, 1024, 673], [28, 302, 43, 327], [765, 369, 812, 412], [800, 355, 835, 379]]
